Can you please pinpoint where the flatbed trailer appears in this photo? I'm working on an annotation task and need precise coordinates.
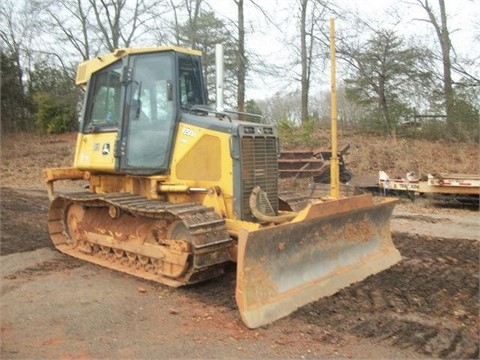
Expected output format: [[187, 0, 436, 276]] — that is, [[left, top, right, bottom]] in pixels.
[[378, 171, 480, 201]]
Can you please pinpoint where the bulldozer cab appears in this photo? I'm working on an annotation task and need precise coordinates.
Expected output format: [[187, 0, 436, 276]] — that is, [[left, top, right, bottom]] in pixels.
[[80, 49, 206, 174]]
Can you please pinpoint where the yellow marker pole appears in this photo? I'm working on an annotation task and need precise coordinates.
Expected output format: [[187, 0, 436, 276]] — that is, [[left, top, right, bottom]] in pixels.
[[330, 18, 339, 198]]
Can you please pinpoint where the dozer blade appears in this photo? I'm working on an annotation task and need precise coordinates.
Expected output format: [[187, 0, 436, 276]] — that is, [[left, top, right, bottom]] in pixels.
[[235, 194, 401, 329]]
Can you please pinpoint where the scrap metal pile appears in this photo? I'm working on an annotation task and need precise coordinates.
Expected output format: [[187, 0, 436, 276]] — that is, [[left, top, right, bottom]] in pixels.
[[278, 144, 352, 183]]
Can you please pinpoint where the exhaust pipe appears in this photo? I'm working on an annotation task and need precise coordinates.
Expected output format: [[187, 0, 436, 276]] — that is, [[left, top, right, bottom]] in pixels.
[[215, 44, 224, 113]]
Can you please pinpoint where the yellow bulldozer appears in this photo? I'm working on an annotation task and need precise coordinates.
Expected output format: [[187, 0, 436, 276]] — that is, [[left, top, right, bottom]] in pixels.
[[44, 45, 401, 329]]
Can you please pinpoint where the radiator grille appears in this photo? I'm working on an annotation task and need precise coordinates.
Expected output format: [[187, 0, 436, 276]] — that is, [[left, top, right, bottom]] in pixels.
[[240, 136, 279, 221]]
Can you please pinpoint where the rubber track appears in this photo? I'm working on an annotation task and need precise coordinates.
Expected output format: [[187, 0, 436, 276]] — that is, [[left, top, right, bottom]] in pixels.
[[48, 192, 233, 286]]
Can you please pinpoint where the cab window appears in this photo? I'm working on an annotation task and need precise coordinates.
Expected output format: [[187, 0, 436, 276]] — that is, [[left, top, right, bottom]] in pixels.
[[179, 56, 204, 110], [84, 61, 122, 131]]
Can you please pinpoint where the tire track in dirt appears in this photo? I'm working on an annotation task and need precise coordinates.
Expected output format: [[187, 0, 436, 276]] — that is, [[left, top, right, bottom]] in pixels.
[[296, 233, 479, 359]]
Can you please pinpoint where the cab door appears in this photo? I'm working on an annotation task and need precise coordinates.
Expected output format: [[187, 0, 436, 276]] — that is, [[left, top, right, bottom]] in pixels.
[[118, 52, 176, 174]]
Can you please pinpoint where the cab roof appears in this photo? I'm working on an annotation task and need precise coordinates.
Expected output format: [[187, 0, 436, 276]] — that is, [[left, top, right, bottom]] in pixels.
[[75, 46, 202, 86]]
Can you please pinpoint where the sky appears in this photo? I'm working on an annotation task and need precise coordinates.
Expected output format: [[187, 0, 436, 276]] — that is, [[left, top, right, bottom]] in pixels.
[[206, 0, 479, 100]]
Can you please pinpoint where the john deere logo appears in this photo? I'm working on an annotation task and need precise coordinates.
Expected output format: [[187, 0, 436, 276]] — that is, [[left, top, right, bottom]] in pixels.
[[101, 143, 110, 156]]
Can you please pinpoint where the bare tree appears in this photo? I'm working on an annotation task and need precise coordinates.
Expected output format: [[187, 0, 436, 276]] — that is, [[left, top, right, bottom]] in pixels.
[[204, 0, 276, 111], [170, 0, 181, 45], [0, 0, 38, 81], [414, 0, 455, 132], [234, 0, 277, 112], [299, 0, 311, 124], [233, 0, 246, 113], [39, 0, 169, 61], [171, 0, 204, 48], [40, 0, 93, 60], [296, 0, 329, 123]]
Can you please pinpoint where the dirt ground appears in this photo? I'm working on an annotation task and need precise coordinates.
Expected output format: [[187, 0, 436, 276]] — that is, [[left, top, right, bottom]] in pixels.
[[1, 132, 479, 359]]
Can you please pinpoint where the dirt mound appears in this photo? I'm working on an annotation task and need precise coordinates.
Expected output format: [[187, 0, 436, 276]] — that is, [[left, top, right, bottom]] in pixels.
[[2, 131, 479, 190]]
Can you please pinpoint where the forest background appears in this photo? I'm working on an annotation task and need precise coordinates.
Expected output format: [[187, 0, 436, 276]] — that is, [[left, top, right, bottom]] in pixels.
[[1, 0, 479, 145]]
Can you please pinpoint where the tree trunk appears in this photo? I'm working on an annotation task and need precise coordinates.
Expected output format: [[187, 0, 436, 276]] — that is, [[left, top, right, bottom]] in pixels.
[[236, 0, 246, 113], [300, 0, 309, 124], [378, 80, 394, 137], [438, 0, 454, 132], [420, 0, 455, 133]]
